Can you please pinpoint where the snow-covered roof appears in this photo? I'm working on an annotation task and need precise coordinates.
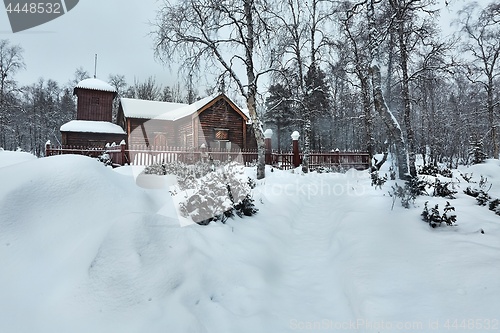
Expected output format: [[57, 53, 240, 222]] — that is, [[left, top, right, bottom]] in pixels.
[[240, 107, 251, 123], [120, 98, 188, 121], [120, 94, 249, 122], [75, 78, 117, 93], [60, 120, 126, 134], [162, 95, 219, 121]]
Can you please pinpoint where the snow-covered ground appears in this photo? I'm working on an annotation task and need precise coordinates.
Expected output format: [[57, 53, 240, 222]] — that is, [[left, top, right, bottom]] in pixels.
[[1, 150, 499, 332]]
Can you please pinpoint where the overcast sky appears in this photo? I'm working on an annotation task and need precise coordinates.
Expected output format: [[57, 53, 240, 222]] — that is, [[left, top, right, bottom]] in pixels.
[[0, 0, 473, 90], [0, 0, 177, 88]]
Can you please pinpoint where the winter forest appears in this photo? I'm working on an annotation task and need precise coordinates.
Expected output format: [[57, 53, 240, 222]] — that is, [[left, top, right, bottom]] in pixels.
[[1, 0, 499, 176]]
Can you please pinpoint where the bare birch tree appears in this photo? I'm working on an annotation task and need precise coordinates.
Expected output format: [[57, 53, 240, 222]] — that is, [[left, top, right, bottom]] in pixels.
[[270, 0, 336, 172], [153, 0, 275, 179], [458, 2, 500, 158], [340, 0, 409, 178], [0, 39, 25, 149], [387, 0, 441, 176]]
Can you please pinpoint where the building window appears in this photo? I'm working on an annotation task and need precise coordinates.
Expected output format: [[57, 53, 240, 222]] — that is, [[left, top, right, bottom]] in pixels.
[[214, 128, 229, 141]]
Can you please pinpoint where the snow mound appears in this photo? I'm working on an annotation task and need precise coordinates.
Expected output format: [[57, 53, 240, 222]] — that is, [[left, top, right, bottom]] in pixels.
[[1, 152, 500, 332], [0, 149, 37, 168]]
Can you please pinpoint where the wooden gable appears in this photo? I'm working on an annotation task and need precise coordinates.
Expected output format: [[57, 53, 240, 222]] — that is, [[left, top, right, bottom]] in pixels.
[[192, 95, 249, 149]]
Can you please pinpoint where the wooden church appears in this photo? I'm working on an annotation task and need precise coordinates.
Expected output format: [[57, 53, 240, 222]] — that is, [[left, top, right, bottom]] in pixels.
[[60, 78, 256, 150], [60, 78, 126, 147]]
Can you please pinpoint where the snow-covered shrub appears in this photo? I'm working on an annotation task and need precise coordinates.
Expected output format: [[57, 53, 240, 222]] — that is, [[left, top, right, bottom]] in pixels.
[[459, 172, 475, 183], [234, 195, 258, 217], [476, 191, 491, 206], [432, 179, 457, 199], [418, 164, 440, 177], [463, 186, 480, 197], [418, 165, 452, 178], [144, 162, 166, 175], [247, 177, 256, 189], [370, 170, 387, 189], [177, 161, 257, 225], [144, 160, 258, 225], [462, 174, 494, 207], [440, 168, 453, 178], [421, 201, 457, 228], [179, 171, 234, 225], [389, 183, 414, 209], [144, 160, 217, 191], [488, 199, 500, 212], [389, 166, 396, 180], [421, 201, 441, 227], [97, 152, 112, 167], [389, 176, 427, 209], [407, 176, 428, 197], [442, 201, 457, 226], [314, 165, 347, 174]]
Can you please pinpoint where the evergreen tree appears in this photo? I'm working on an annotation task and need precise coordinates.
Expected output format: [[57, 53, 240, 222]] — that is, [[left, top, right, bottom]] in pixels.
[[264, 83, 294, 151], [469, 136, 487, 164], [304, 64, 331, 151]]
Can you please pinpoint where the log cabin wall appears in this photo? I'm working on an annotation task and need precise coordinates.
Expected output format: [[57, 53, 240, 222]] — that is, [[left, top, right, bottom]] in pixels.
[[197, 99, 245, 149], [127, 118, 176, 147], [61, 132, 126, 147], [176, 117, 193, 147], [75, 89, 115, 122]]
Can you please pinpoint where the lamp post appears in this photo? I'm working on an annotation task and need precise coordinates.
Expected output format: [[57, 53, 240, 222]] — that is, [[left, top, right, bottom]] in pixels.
[[291, 131, 300, 168], [264, 129, 273, 165]]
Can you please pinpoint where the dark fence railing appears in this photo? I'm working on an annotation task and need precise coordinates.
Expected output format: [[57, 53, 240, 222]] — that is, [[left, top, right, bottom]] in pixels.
[[45, 142, 370, 170]]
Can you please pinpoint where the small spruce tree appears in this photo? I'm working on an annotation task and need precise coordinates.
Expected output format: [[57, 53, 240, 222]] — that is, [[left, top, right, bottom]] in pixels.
[[469, 137, 487, 164]]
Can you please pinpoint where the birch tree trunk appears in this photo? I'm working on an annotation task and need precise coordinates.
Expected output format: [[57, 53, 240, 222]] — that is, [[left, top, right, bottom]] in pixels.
[[371, 64, 409, 179]]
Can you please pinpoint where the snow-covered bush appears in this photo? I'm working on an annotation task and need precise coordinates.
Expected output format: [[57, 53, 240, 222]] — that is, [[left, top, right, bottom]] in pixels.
[[370, 170, 387, 189], [389, 166, 396, 180], [421, 201, 457, 228], [488, 199, 500, 213], [440, 168, 453, 178], [389, 183, 415, 209], [432, 179, 457, 199], [389, 176, 427, 209], [145, 160, 257, 225], [407, 176, 428, 197], [441, 201, 458, 226], [459, 173, 500, 217], [178, 162, 257, 225], [144, 160, 217, 191], [418, 164, 440, 177], [418, 164, 452, 178], [476, 191, 491, 206], [314, 165, 347, 173], [97, 152, 112, 167], [462, 174, 497, 208]]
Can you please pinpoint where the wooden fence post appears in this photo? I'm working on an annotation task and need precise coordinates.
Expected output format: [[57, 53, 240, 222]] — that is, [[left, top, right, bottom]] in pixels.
[[264, 129, 273, 165], [45, 141, 51, 157], [291, 131, 300, 168], [200, 143, 208, 163], [120, 140, 126, 166]]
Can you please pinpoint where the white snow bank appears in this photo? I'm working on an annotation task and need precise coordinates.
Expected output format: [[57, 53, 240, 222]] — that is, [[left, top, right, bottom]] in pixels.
[[1, 152, 500, 332], [0, 149, 37, 168], [60, 120, 126, 134]]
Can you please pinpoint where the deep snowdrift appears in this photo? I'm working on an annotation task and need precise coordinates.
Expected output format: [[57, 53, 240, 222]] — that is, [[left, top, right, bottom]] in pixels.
[[1, 151, 499, 332]]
